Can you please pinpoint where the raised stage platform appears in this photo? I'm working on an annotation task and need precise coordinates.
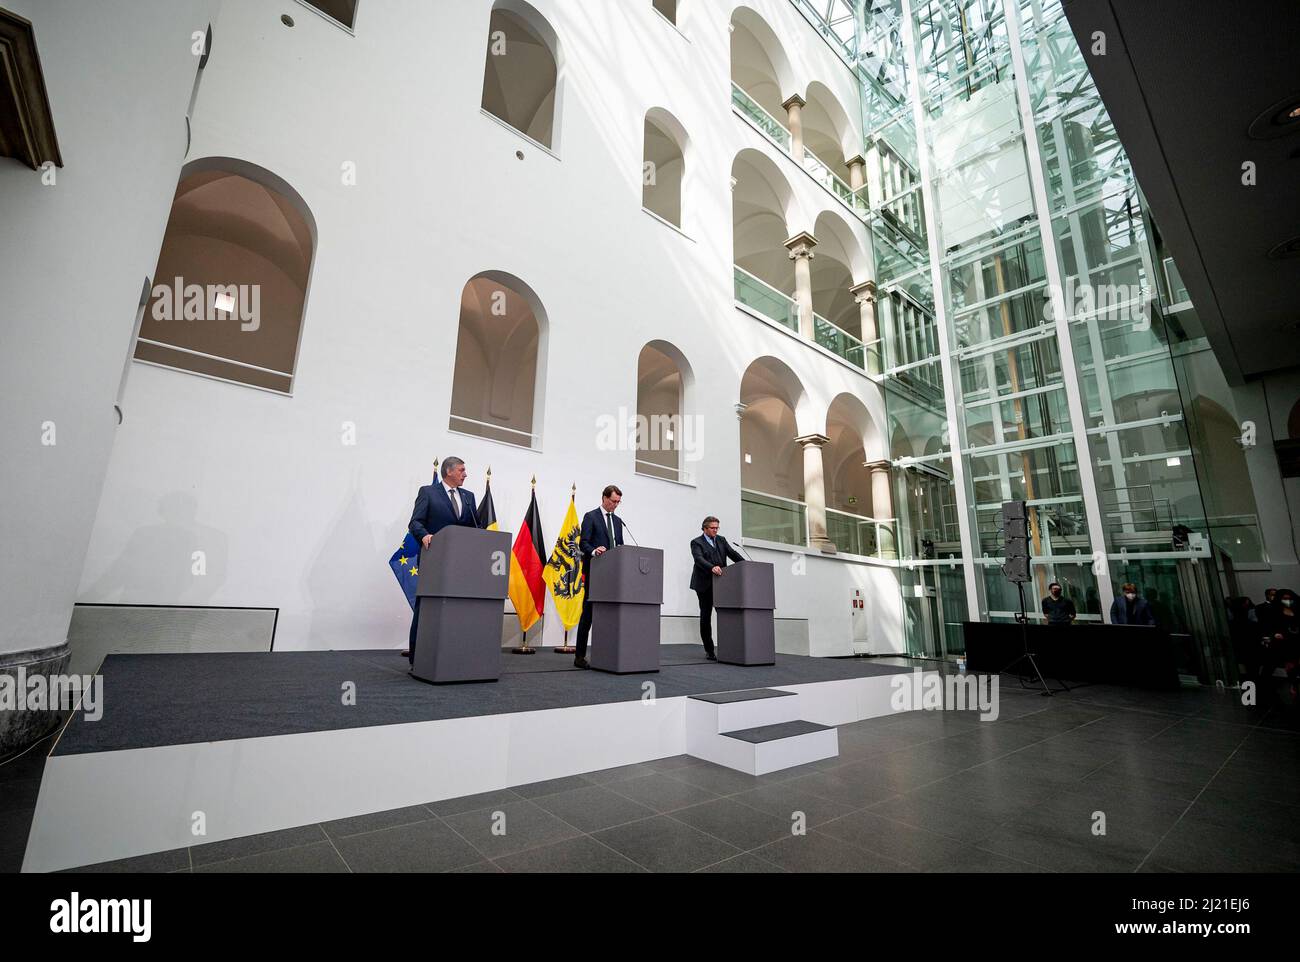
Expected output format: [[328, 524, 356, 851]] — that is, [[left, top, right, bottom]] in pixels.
[[23, 646, 920, 872]]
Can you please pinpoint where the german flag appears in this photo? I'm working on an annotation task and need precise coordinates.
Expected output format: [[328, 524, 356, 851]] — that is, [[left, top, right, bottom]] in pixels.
[[508, 484, 546, 633]]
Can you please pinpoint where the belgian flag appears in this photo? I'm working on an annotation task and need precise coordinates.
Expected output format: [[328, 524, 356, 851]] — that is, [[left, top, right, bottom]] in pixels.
[[477, 471, 499, 530], [508, 483, 546, 633]]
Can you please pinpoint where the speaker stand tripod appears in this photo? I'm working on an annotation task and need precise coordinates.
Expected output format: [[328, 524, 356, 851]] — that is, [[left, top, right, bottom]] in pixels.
[[999, 582, 1069, 696]]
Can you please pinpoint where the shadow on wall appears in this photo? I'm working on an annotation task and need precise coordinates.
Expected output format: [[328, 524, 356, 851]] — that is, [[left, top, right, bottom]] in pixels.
[[304, 468, 386, 648], [82, 492, 227, 603]]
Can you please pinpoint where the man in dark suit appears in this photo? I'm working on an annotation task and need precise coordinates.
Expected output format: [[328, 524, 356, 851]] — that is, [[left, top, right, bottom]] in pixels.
[[573, 484, 624, 669], [690, 516, 746, 660], [406, 456, 480, 665], [1109, 581, 1156, 626]]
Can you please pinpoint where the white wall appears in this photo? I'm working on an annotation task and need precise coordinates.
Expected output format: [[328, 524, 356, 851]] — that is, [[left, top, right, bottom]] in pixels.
[[0, 0, 221, 658], [73, 0, 901, 655], [1234, 371, 1300, 596]]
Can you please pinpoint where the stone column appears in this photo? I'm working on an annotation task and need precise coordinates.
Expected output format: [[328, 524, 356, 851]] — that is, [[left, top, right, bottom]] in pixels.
[[850, 279, 880, 373], [846, 153, 867, 209], [782, 93, 806, 158], [796, 433, 836, 554], [784, 231, 817, 340], [866, 459, 896, 559]]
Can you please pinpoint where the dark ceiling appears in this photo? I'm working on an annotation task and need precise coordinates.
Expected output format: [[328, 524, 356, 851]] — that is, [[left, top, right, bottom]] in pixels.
[[1061, 0, 1300, 383]]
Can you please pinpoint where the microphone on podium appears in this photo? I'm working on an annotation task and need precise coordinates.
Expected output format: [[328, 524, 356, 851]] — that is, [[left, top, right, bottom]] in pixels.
[[618, 518, 640, 546]]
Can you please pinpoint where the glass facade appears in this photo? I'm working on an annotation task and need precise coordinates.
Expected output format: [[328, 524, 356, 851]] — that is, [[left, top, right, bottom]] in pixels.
[[795, 0, 1256, 683]]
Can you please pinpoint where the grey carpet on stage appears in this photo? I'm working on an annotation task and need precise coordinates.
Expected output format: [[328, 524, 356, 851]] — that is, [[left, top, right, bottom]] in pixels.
[[53, 646, 900, 756]]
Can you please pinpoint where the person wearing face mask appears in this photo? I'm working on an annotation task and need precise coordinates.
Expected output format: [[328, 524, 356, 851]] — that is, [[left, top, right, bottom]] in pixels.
[[1260, 588, 1300, 691], [1109, 581, 1156, 626], [1040, 581, 1077, 626]]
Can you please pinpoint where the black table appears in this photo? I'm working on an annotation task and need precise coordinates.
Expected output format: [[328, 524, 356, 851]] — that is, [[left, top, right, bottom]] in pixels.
[[962, 621, 1182, 690]]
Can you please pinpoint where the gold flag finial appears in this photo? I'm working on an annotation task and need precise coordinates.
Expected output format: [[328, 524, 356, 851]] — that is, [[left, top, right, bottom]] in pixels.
[[531, 474, 537, 488], [486, 465, 492, 481], [571, 482, 576, 499]]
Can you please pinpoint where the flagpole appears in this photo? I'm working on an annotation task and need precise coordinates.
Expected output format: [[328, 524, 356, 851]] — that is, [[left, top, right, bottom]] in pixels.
[[511, 475, 539, 655], [555, 481, 578, 654], [510, 621, 537, 655]]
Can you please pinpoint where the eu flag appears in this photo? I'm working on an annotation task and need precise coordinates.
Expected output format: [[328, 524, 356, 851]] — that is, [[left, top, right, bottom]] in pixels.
[[389, 532, 421, 611]]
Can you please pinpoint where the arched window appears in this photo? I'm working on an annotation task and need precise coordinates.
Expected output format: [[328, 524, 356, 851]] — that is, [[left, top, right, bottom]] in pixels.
[[731, 149, 796, 329], [739, 357, 809, 546], [730, 7, 795, 136], [802, 82, 856, 194], [481, 0, 560, 150], [134, 158, 315, 395], [811, 210, 869, 364], [825, 393, 891, 556], [448, 272, 546, 449], [635, 341, 694, 483], [643, 109, 688, 230]]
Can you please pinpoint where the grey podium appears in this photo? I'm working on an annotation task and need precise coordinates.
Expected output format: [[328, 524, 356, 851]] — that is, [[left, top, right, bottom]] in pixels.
[[713, 560, 776, 666], [412, 525, 512, 683], [588, 545, 664, 674]]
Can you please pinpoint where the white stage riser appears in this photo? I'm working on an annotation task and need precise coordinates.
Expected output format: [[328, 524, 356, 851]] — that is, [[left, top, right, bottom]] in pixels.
[[709, 696, 802, 731], [753, 730, 839, 775], [23, 672, 930, 872], [685, 723, 839, 776]]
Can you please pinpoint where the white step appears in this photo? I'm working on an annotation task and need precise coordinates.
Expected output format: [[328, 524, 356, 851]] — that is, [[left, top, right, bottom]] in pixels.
[[724, 721, 839, 776], [686, 688, 801, 733], [685, 689, 839, 775]]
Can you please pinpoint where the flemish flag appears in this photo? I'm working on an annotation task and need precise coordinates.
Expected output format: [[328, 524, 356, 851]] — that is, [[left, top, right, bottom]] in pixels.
[[508, 486, 546, 632], [542, 493, 585, 630]]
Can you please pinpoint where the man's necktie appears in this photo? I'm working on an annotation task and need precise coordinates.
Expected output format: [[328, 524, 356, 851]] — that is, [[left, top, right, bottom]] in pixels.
[[606, 513, 615, 548], [451, 488, 461, 519]]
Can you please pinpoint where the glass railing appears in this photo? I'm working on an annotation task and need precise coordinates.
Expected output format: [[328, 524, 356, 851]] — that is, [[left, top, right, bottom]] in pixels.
[[731, 83, 792, 150], [803, 149, 863, 213], [863, 337, 884, 376], [827, 508, 898, 558], [813, 312, 866, 369], [1208, 514, 1267, 565], [741, 489, 807, 547], [734, 266, 799, 332]]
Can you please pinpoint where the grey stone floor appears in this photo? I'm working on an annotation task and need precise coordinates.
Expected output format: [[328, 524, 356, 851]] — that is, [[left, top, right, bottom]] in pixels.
[[4, 670, 1298, 873]]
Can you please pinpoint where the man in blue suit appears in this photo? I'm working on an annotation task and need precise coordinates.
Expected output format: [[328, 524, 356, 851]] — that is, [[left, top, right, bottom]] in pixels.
[[690, 516, 746, 660], [573, 484, 624, 669], [1109, 581, 1156, 626], [407, 456, 480, 665]]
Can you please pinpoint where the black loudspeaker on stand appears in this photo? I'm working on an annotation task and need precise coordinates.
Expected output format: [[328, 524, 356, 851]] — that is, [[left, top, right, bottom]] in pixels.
[[997, 500, 1068, 696]]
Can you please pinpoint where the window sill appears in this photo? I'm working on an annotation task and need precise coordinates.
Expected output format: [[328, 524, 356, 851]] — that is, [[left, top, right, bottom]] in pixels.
[[447, 425, 541, 454], [292, 0, 357, 35], [652, 7, 690, 41], [641, 207, 693, 242], [634, 465, 696, 488], [480, 108, 560, 160]]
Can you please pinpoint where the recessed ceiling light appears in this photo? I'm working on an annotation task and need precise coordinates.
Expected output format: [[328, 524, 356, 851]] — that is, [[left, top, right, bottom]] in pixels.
[[281, 14, 294, 27], [1267, 236, 1300, 260], [1248, 93, 1300, 139]]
